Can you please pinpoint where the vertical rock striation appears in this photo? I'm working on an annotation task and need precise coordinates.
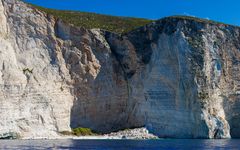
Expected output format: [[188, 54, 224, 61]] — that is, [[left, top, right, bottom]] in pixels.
[[105, 18, 240, 138], [0, 0, 240, 139], [0, 0, 75, 138]]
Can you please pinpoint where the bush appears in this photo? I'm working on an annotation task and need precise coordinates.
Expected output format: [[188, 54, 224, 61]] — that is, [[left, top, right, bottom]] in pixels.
[[23, 68, 33, 74], [59, 131, 73, 136], [72, 127, 94, 136]]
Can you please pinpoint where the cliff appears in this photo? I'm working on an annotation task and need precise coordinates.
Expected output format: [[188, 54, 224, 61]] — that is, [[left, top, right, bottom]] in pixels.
[[0, 0, 240, 139]]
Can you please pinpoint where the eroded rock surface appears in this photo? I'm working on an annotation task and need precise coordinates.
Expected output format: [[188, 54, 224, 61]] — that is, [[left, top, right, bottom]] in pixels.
[[0, 0, 240, 138]]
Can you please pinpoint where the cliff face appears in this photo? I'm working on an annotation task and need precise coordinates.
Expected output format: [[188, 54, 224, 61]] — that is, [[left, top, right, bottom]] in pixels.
[[0, 0, 240, 139]]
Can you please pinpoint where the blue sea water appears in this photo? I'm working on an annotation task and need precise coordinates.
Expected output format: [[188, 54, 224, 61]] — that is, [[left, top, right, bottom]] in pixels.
[[0, 139, 239, 150]]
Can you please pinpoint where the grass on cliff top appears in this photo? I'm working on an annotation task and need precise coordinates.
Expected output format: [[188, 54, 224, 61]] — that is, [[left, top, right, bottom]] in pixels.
[[28, 4, 153, 34], [23, 1, 237, 34], [167, 15, 237, 27]]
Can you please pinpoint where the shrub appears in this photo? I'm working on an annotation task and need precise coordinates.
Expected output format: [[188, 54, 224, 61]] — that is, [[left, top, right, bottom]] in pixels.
[[23, 68, 33, 74], [59, 131, 73, 136], [198, 92, 209, 99], [72, 127, 94, 136], [60, 86, 64, 91]]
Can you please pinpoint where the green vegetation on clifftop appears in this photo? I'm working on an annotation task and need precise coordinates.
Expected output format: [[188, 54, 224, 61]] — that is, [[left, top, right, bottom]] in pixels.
[[24, 1, 237, 34], [29, 5, 153, 34], [167, 15, 236, 27]]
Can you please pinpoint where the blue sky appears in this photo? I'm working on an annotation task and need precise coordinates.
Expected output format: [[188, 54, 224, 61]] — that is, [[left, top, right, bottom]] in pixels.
[[25, 0, 240, 26]]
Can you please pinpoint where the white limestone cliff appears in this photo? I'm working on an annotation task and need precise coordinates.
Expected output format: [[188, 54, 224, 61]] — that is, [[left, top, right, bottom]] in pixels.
[[0, 0, 74, 138], [0, 0, 239, 139]]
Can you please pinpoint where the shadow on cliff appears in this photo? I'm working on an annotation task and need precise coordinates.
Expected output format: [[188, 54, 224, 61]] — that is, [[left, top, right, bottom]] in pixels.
[[69, 65, 137, 133], [223, 95, 240, 138], [68, 31, 143, 133], [59, 21, 158, 133]]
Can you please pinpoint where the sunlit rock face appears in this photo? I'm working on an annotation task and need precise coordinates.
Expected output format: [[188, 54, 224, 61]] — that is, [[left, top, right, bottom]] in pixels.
[[0, 0, 240, 139], [0, 0, 75, 138], [0, 0, 135, 139], [104, 19, 240, 138]]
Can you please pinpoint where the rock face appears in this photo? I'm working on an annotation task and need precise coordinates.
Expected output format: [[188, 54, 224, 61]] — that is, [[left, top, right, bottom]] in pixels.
[[104, 127, 158, 139], [0, 0, 240, 139]]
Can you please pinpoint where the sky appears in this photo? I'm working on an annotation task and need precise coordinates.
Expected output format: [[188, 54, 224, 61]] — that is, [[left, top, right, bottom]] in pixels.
[[25, 0, 240, 26]]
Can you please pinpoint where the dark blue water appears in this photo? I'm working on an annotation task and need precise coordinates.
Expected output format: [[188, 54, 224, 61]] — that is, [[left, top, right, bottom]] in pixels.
[[0, 139, 239, 150]]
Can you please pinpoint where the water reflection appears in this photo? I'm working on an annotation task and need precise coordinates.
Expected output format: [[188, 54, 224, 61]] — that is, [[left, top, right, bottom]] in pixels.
[[0, 139, 74, 150], [0, 139, 239, 150]]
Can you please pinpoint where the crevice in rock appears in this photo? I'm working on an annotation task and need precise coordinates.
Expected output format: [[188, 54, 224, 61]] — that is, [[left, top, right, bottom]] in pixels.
[[104, 32, 132, 126]]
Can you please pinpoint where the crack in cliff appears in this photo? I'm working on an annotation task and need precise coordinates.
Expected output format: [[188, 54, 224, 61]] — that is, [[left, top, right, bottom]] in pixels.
[[104, 33, 132, 125]]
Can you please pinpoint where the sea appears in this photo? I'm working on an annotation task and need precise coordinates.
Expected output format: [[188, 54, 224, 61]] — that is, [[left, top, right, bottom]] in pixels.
[[0, 139, 239, 150]]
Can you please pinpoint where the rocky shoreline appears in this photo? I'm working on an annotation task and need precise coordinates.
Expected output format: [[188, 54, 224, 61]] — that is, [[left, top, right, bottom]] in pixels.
[[20, 128, 159, 140], [66, 128, 158, 140], [102, 128, 159, 139]]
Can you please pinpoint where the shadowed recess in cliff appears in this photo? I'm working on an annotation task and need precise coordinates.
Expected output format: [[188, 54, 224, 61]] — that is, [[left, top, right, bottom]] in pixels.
[[61, 26, 144, 133], [223, 95, 240, 138], [104, 32, 138, 79]]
